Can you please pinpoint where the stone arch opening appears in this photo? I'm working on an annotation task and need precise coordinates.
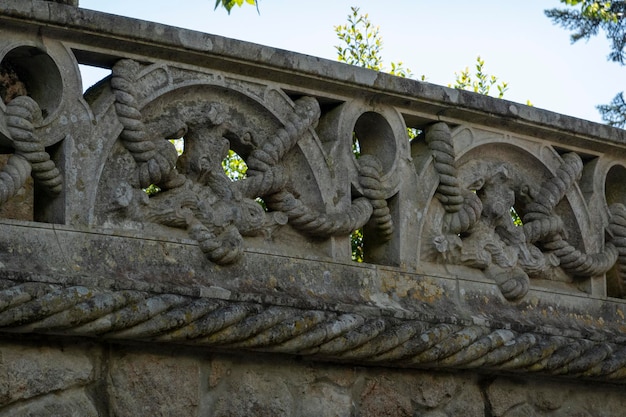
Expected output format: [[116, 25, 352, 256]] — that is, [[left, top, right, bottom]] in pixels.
[[352, 111, 396, 174], [1, 46, 63, 121]]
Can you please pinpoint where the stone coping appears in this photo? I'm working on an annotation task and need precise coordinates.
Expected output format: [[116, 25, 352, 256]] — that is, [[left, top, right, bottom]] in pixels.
[[0, 0, 625, 150]]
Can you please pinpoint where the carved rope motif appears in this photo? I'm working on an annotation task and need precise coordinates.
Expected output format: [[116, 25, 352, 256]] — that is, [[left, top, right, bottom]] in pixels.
[[2, 95, 63, 201], [110, 59, 391, 264], [0, 278, 624, 382], [427, 122, 625, 300]]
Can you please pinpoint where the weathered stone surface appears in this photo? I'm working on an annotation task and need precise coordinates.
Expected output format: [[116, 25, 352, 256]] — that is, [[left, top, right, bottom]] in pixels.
[[2, 1, 626, 416], [357, 377, 414, 417], [486, 378, 528, 416], [0, 388, 98, 417], [299, 381, 353, 417], [108, 349, 200, 417], [528, 384, 567, 411], [0, 341, 94, 406], [411, 373, 459, 409], [440, 378, 484, 417], [208, 366, 294, 417]]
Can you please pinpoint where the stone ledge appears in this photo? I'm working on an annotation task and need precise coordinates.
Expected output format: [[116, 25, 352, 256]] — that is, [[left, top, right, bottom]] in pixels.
[[1, 0, 625, 149], [0, 220, 625, 383], [0, 275, 625, 384]]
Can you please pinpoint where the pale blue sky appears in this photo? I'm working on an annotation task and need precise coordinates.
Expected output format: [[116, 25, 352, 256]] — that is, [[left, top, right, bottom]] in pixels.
[[79, 0, 624, 124]]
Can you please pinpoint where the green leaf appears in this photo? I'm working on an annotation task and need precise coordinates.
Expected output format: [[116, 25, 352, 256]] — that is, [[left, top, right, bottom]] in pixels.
[[214, 0, 258, 14]]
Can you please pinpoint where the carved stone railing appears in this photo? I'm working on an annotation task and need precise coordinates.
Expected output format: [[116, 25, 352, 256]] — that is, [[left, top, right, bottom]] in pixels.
[[2, 0, 626, 387]]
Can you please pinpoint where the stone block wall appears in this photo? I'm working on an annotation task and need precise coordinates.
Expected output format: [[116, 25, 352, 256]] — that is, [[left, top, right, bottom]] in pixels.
[[2, 337, 625, 417], [1, 1, 626, 416]]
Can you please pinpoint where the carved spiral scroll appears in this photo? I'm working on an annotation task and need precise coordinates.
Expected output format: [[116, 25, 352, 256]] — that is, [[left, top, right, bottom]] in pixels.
[[425, 123, 481, 235], [1, 279, 626, 382], [5, 95, 63, 196]]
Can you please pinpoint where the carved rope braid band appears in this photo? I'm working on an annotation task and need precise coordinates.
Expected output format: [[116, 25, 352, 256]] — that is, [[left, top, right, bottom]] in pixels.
[[5, 96, 63, 195], [1, 279, 625, 382], [111, 59, 184, 190]]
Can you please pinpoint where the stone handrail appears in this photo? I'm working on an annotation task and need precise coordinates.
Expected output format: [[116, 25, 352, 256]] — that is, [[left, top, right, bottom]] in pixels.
[[1, 0, 626, 387]]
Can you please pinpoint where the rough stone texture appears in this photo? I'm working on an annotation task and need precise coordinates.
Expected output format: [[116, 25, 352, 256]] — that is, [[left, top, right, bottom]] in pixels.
[[0, 389, 98, 417], [299, 381, 353, 417], [358, 377, 414, 417], [2, 1, 626, 416], [0, 341, 94, 406], [484, 377, 626, 417], [0, 337, 623, 416], [108, 348, 200, 417]]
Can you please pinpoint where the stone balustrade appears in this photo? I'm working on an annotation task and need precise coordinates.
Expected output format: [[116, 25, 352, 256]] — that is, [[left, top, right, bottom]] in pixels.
[[2, 1, 626, 415]]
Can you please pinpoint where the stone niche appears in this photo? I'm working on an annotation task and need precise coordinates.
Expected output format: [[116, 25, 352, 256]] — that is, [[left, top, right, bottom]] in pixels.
[[0, 1, 626, 416]]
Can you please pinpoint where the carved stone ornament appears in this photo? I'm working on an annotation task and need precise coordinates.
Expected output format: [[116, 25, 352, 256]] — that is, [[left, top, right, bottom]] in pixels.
[[88, 59, 393, 265], [5, 6, 626, 406], [421, 122, 626, 300]]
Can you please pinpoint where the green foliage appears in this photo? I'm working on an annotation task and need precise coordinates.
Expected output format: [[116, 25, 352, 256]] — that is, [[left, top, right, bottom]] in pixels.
[[144, 184, 161, 196], [546, 1, 626, 63], [449, 56, 509, 98], [558, 0, 624, 21], [546, 1, 626, 125], [351, 228, 365, 263], [511, 207, 523, 227], [335, 7, 384, 71], [335, 7, 418, 78], [214, 0, 258, 14], [222, 149, 247, 180], [597, 91, 626, 127]]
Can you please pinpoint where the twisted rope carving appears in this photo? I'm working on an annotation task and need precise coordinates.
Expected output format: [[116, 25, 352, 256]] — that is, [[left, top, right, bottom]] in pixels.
[[241, 96, 321, 197], [111, 59, 184, 190], [358, 155, 393, 241], [234, 97, 320, 200], [0, 279, 625, 381], [607, 203, 626, 296], [523, 153, 583, 242], [425, 122, 481, 234], [0, 153, 30, 206], [266, 154, 391, 237], [232, 96, 392, 239], [523, 153, 618, 276], [266, 190, 373, 236], [5, 96, 63, 195], [188, 221, 244, 265]]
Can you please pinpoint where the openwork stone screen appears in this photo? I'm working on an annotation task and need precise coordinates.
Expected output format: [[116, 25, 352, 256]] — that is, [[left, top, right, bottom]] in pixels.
[[2, 1, 626, 416]]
